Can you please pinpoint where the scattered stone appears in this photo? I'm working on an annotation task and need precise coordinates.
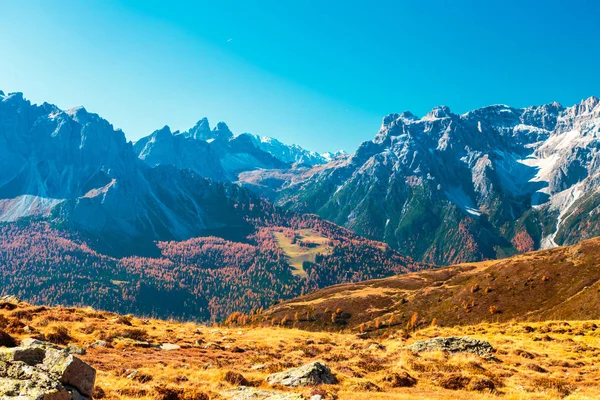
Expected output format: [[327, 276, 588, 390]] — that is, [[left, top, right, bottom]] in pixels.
[[65, 344, 86, 355], [116, 338, 154, 348], [266, 361, 336, 387], [305, 338, 315, 345], [251, 363, 266, 370], [202, 342, 224, 350], [125, 369, 138, 380], [405, 336, 494, 357], [89, 340, 108, 348], [160, 343, 181, 351]]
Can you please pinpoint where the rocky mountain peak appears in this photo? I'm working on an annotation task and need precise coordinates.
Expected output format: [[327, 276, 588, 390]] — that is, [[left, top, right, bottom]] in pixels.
[[425, 105, 453, 119], [185, 117, 211, 140], [213, 121, 234, 141]]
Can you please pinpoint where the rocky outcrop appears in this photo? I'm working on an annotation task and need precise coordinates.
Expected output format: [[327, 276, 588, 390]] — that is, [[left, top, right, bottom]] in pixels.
[[0, 339, 96, 399], [405, 336, 494, 357], [265, 361, 336, 387]]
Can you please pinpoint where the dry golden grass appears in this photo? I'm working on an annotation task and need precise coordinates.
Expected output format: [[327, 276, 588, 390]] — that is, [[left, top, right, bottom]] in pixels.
[[1, 301, 600, 399]]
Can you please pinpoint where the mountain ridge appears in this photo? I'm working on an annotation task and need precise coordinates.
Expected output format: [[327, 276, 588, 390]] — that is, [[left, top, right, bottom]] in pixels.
[[257, 96, 600, 264]]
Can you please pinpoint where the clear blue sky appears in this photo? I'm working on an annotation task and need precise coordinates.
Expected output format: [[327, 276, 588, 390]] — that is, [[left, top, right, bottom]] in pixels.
[[1, 0, 599, 153]]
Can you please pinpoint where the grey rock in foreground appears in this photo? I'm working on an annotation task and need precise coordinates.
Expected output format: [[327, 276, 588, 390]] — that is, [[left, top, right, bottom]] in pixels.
[[265, 361, 336, 387], [405, 336, 494, 357], [0, 339, 96, 399]]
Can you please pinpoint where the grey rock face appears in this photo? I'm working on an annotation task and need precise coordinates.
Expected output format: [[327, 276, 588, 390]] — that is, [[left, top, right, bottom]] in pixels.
[[0, 339, 95, 399], [265, 361, 336, 387], [405, 336, 494, 357]]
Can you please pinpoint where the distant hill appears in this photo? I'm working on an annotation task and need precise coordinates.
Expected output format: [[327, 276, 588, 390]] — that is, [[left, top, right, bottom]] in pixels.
[[255, 236, 600, 331]]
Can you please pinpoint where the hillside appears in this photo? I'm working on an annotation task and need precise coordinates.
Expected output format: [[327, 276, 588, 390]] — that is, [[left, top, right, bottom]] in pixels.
[[2, 297, 600, 399], [253, 236, 600, 332], [250, 97, 600, 265], [0, 217, 421, 322]]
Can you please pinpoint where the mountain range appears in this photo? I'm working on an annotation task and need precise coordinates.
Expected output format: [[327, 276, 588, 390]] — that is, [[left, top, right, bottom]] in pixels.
[[0, 90, 418, 320], [2, 89, 600, 319], [248, 96, 600, 264]]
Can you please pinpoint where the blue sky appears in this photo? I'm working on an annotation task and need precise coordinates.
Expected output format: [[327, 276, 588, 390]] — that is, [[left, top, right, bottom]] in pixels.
[[1, 0, 599, 153]]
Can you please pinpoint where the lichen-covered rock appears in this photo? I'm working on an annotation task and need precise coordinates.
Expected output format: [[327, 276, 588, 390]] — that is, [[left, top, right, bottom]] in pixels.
[[64, 345, 86, 355], [0, 339, 96, 399], [43, 348, 96, 397], [405, 336, 494, 357], [265, 361, 336, 387], [0, 360, 71, 400], [0, 346, 46, 365]]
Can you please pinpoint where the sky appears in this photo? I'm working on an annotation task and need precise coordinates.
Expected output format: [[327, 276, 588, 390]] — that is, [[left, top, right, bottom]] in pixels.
[[1, 0, 599, 153]]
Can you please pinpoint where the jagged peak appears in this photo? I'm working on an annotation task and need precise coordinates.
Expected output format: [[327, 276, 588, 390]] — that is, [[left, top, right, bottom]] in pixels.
[[153, 125, 173, 138], [66, 105, 87, 115], [192, 117, 210, 130], [1, 92, 25, 103], [583, 95, 600, 109], [424, 105, 453, 120], [212, 121, 234, 140]]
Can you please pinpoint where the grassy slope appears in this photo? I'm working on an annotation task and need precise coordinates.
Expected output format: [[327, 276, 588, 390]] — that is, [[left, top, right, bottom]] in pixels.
[[2, 300, 600, 399], [256, 236, 600, 332]]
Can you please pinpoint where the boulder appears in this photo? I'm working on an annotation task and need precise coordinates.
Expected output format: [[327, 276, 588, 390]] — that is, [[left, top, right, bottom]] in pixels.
[[0, 346, 47, 365], [0, 360, 72, 400], [0, 339, 96, 399], [265, 361, 336, 387], [405, 336, 494, 357], [43, 348, 96, 397], [159, 343, 180, 351]]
